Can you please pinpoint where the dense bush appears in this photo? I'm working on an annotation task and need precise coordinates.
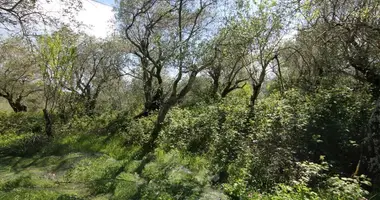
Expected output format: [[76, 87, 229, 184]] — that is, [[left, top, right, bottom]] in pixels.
[[150, 85, 374, 198], [0, 112, 44, 134]]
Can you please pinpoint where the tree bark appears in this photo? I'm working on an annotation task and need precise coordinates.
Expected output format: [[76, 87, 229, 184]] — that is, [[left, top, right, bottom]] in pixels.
[[134, 56, 164, 119], [209, 68, 221, 100], [367, 97, 380, 181], [138, 101, 172, 160], [8, 98, 27, 112], [211, 77, 220, 100], [142, 72, 198, 153], [149, 102, 172, 148], [248, 84, 262, 119], [134, 88, 163, 119], [43, 109, 53, 138]]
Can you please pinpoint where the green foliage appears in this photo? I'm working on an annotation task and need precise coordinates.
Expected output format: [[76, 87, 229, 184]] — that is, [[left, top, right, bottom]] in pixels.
[[252, 85, 373, 179], [0, 37, 41, 112], [0, 112, 44, 134], [324, 175, 371, 199], [121, 115, 154, 146], [59, 113, 118, 134], [37, 28, 78, 114], [113, 172, 144, 199], [158, 84, 373, 197], [0, 189, 61, 200], [0, 112, 48, 156], [239, 161, 370, 200], [0, 104, 373, 200], [268, 183, 320, 200]]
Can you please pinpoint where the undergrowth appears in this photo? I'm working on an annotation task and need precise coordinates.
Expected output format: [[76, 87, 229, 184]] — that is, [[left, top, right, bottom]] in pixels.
[[0, 108, 376, 200]]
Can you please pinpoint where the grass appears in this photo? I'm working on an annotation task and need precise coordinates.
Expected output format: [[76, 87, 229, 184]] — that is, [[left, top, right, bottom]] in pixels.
[[0, 129, 228, 200]]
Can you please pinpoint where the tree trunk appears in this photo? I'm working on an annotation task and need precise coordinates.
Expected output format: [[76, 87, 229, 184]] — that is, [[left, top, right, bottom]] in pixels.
[[134, 88, 163, 119], [221, 84, 236, 98], [134, 56, 165, 119], [43, 109, 53, 137], [248, 84, 262, 119], [85, 98, 97, 116], [367, 97, 380, 181], [148, 102, 172, 149], [138, 70, 197, 156], [221, 87, 231, 98], [211, 76, 220, 100], [7, 98, 27, 112], [138, 101, 172, 160]]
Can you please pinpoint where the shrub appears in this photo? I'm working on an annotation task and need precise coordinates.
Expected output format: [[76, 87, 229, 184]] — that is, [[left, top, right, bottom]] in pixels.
[[0, 112, 44, 134]]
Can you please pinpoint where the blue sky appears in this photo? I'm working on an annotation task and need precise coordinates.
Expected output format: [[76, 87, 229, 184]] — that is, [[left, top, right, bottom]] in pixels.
[[93, 0, 115, 6]]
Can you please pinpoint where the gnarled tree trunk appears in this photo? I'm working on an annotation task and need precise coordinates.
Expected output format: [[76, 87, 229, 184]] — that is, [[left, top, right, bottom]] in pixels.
[[134, 88, 163, 119], [8, 98, 27, 112], [0, 93, 28, 112]]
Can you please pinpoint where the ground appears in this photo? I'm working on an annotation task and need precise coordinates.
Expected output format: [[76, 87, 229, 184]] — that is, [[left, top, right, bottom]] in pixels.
[[0, 132, 228, 200]]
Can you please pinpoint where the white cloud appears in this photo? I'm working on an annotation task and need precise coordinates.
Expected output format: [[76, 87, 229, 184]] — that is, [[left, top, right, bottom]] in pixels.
[[40, 0, 115, 38], [76, 0, 115, 38]]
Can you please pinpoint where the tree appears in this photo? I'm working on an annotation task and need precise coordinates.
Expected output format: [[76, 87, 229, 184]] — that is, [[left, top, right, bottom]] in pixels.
[[63, 36, 127, 116], [117, 0, 218, 150], [37, 29, 77, 137], [0, 37, 40, 112], [232, 0, 284, 119], [294, 0, 380, 96], [207, 26, 249, 100]]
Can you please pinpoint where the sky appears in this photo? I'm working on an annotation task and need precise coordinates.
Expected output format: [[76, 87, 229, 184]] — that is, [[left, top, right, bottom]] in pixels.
[[93, 0, 115, 6], [2, 0, 296, 40], [39, 0, 115, 38], [76, 0, 116, 38]]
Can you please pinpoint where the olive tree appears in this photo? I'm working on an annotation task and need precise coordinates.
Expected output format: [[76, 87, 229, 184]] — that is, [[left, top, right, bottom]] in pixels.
[[207, 26, 249, 100], [63, 36, 127, 116], [228, 0, 284, 119], [117, 0, 218, 149], [0, 37, 40, 112]]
